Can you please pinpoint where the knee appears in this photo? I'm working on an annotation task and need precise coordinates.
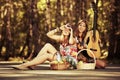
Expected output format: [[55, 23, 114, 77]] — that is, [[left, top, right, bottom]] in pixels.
[[96, 60, 107, 68], [44, 43, 52, 47], [102, 61, 107, 67], [100, 60, 107, 67], [45, 53, 54, 61], [44, 43, 51, 48]]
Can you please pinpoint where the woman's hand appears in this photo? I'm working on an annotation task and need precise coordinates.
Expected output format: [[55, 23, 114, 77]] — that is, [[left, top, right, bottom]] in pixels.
[[60, 23, 71, 31]]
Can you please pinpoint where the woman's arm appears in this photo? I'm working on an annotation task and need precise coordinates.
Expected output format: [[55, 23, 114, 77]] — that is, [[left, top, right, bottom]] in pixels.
[[46, 28, 61, 42], [69, 27, 76, 45]]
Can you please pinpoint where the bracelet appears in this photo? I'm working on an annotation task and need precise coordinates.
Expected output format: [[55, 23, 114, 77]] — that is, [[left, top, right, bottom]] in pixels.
[[54, 29, 57, 32]]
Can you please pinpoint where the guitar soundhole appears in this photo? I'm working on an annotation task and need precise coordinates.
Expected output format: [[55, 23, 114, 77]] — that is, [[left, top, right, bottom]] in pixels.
[[90, 48, 97, 51]]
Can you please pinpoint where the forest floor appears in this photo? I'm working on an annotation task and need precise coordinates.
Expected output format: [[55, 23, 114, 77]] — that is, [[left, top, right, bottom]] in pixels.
[[0, 61, 120, 80]]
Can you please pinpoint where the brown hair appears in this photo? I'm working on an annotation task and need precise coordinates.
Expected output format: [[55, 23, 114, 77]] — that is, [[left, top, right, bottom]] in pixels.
[[75, 19, 88, 40]]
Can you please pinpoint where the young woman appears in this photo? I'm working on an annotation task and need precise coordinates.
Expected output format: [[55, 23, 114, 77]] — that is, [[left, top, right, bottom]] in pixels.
[[12, 24, 77, 70], [75, 20, 90, 62], [75, 20, 88, 51], [75, 20, 106, 69]]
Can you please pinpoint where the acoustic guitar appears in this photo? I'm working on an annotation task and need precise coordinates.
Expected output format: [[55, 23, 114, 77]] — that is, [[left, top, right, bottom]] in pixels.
[[87, 2, 101, 58]]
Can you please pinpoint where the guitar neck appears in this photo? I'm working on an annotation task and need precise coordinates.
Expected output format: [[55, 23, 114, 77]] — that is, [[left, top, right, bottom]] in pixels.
[[93, 12, 97, 41], [92, 2, 98, 41]]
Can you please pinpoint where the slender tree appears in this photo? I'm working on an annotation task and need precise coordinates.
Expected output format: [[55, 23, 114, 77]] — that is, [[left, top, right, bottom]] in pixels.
[[45, 0, 52, 31], [55, 0, 61, 27], [3, 0, 13, 60]]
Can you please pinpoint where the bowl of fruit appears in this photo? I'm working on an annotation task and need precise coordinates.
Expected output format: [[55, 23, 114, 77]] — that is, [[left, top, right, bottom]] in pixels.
[[77, 49, 96, 70], [50, 58, 70, 70]]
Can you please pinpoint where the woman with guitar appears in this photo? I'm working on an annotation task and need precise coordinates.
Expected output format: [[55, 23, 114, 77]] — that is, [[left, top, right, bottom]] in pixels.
[[75, 20, 106, 69], [75, 20, 93, 62]]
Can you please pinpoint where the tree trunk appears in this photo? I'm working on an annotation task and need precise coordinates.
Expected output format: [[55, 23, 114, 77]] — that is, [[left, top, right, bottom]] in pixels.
[[45, 0, 52, 31], [30, 0, 40, 59], [4, 0, 13, 60], [55, 0, 61, 27]]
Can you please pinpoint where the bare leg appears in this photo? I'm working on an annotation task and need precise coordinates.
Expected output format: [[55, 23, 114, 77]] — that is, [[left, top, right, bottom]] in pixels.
[[19, 52, 56, 67], [13, 43, 58, 69], [36, 43, 57, 57], [96, 59, 106, 69]]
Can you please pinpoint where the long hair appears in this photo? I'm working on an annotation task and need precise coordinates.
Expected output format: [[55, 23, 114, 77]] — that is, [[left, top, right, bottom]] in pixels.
[[75, 19, 88, 41], [60, 23, 71, 45]]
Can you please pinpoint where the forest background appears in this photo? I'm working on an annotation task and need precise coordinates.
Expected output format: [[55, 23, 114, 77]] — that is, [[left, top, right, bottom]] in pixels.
[[0, 0, 120, 64]]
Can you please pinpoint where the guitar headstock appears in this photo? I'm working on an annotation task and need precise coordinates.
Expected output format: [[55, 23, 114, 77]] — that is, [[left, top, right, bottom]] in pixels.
[[90, 1, 98, 41], [91, 2, 97, 13]]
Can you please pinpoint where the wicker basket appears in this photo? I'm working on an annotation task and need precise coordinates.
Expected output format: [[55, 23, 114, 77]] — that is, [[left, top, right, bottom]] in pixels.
[[50, 62, 70, 70], [77, 49, 96, 70]]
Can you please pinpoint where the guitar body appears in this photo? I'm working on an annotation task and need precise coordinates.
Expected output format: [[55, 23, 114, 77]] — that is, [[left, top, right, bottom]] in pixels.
[[86, 2, 101, 59], [87, 30, 101, 58]]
